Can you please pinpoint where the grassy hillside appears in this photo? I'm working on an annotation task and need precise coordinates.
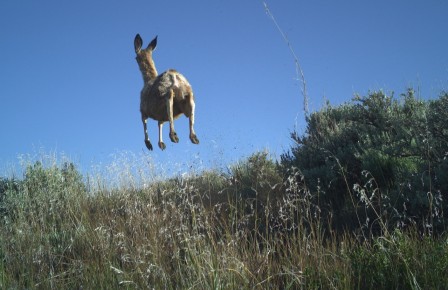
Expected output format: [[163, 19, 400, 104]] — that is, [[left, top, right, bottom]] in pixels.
[[0, 152, 446, 289]]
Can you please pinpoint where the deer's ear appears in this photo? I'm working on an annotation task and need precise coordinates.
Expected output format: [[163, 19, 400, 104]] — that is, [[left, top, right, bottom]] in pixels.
[[148, 36, 158, 51], [134, 34, 143, 53]]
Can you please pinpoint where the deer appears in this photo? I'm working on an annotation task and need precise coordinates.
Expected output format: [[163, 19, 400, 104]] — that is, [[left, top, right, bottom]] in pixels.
[[134, 34, 199, 151]]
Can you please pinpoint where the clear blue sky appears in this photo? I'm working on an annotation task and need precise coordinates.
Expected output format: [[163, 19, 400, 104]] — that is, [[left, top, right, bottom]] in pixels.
[[1, 0, 447, 177]]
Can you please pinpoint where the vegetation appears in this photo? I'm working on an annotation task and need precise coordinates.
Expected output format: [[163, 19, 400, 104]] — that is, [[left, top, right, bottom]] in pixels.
[[1, 90, 447, 289], [282, 89, 448, 236]]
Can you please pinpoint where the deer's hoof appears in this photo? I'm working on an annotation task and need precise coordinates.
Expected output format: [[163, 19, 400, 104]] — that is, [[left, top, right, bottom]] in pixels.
[[145, 140, 153, 151], [169, 132, 179, 143], [158, 142, 166, 150], [190, 135, 200, 145]]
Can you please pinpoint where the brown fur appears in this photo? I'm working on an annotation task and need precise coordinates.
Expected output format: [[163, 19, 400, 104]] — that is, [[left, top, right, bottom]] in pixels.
[[134, 34, 199, 150]]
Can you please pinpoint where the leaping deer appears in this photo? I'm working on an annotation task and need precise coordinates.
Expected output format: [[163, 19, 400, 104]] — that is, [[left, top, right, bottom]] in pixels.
[[134, 34, 199, 150]]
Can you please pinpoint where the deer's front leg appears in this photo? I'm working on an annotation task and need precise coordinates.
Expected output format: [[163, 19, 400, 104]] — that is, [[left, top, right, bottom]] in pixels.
[[166, 90, 179, 143], [142, 117, 153, 151], [158, 121, 166, 150]]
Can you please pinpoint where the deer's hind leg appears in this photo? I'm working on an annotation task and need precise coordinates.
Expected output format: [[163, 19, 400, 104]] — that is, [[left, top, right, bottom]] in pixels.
[[142, 117, 153, 151], [186, 94, 199, 145], [166, 89, 179, 143], [158, 121, 166, 150]]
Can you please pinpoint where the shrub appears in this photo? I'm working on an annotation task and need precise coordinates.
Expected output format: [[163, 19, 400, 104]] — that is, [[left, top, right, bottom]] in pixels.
[[282, 90, 448, 235]]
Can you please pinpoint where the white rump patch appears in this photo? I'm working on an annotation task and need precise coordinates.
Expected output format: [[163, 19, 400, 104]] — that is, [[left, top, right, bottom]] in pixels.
[[172, 74, 179, 88]]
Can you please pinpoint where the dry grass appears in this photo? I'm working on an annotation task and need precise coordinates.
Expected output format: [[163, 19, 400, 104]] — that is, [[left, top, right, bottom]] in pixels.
[[0, 151, 447, 289]]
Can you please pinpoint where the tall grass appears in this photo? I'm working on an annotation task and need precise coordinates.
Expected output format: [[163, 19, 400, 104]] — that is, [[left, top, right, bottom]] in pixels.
[[1, 152, 447, 289]]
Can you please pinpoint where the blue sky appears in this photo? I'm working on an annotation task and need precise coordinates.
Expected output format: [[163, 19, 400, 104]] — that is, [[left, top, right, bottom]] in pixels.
[[1, 0, 447, 177]]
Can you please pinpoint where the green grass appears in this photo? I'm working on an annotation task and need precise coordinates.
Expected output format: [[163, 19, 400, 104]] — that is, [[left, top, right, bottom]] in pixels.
[[1, 152, 447, 289]]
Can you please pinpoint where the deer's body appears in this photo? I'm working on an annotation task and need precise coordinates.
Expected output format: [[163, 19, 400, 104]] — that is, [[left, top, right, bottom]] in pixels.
[[134, 34, 199, 150], [140, 69, 191, 121]]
